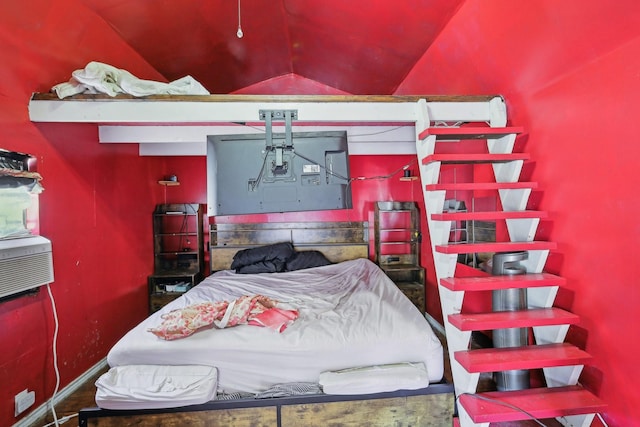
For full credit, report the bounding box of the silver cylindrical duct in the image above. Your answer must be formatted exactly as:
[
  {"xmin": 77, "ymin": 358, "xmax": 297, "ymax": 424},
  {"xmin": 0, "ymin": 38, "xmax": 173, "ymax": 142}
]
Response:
[{"xmin": 492, "ymin": 251, "xmax": 530, "ymax": 391}]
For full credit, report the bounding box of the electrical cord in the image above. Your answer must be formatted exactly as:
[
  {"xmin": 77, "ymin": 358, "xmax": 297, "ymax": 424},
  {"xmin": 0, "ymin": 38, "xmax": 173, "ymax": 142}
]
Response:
[
  {"xmin": 41, "ymin": 413, "xmax": 77, "ymax": 427},
  {"xmin": 240, "ymin": 124, "xmax": 407, "ymax": 139},
  {"xmin": 292, "ymin": 150, "xmax": 349, "ymax": 181},
  {"xmin": 46, "ymin": 283, "xmax": 60, "ymax": 426},
  {"xmin": 351, "ymin": 158, "xmax": 417, "ymax": 182},
  {"xmin": 456, "ymin": 392, "xmax": 549, "ymax": 427}
]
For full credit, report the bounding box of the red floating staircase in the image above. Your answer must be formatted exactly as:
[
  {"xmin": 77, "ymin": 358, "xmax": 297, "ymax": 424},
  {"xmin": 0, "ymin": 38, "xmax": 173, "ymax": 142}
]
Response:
[{"xmin": 414, "ymin": 117, "xmax": 606, "ymax": 426}]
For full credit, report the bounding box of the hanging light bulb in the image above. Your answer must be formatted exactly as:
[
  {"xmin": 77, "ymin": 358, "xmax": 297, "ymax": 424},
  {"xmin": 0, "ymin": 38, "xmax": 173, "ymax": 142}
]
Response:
[{"xmin": 236, "ymin": 0, "xmax": 243, "ymax": 38}]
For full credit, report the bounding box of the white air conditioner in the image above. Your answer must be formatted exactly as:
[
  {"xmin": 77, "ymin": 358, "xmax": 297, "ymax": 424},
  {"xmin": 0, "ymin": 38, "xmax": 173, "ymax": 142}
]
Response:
[{"xmin": 0, "ymin": 235, "xmax": 53, "ymax": 299}]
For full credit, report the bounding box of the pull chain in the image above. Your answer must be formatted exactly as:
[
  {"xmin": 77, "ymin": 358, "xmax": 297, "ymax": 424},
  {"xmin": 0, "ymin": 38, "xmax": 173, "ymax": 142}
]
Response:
[{"xmin": 236, "ymin": 0, "xmax": 243, "ymax": 38}]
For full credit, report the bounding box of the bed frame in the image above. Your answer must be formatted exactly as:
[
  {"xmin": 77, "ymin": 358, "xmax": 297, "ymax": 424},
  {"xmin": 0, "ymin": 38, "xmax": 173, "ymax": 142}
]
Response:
[
  {"xmin": 209, "ymin": 221, "xmax": 371, "ymax": 271},
  {"xmin": 79, "ymin": 386, "xmax": 454, "ymax": 426},
  {"xmin": 79, "ymin": 221, "xmax": 455, "ymax": 426}
]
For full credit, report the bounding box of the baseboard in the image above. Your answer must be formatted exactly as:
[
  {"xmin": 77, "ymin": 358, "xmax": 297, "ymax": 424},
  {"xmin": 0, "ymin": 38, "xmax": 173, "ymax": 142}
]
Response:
[
  {"xmin": 13, "ymin": 358, "xmax": 107, "ymax": 427},
  {"xmin": 425, "ymin": 312, "xmax": 446, "ymax": 336}
]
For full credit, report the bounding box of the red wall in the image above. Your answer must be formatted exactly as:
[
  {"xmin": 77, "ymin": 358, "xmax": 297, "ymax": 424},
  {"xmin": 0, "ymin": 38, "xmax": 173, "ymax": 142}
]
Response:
[
  {"xmin": 396, "ymin": 1, "xmax": 640, "ymax": 425},
  {"xmin": 0, "ymin": 4, "xmax": 173, "ymax": 425},
  {"xmin": 0, "ymin": 16, "xmax": 416, "ymax": 424},
  {"xmin": 2, "ymin": 1, "xmax": 637, "ymax": 426}
]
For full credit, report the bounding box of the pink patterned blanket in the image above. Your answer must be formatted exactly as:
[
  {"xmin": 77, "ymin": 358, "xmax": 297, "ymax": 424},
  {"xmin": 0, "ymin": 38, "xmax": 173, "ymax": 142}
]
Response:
[{"xmin": 148, "ymin": 295, "xmax": 298, "ymax": 341}]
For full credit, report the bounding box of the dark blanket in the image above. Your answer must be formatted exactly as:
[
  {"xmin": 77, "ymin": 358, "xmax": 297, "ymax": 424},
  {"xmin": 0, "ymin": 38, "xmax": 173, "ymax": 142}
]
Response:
[{"xmin": 230, "ymin": 242, "xmax": 332, "ymax": 274}]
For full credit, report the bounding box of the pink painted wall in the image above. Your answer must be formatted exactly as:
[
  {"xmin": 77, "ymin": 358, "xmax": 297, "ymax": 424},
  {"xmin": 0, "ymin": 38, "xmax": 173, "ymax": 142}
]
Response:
[{"xmin": 396, "ymin": 1, "xmax": 640, "ymax": 425}]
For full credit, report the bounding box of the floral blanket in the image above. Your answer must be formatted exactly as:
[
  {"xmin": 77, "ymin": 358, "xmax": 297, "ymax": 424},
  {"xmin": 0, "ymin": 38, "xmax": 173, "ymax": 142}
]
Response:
[{"xmin": 148, "ymin": 295, "xmax": 298, "ymax": 341}]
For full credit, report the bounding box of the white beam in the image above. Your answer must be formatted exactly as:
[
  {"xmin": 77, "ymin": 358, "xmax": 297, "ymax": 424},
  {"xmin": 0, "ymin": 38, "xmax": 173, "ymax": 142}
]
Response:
[
  {"xmin": 105, "ymin": 125, "xmax": 418, "ymax": 156},
  {"xmin": 29, "ymin": 96, "xmax": 506, "ymax": 156},
  {"xmin": 30, "ymin": 98, "xmax": 504, "ymax": 124}
]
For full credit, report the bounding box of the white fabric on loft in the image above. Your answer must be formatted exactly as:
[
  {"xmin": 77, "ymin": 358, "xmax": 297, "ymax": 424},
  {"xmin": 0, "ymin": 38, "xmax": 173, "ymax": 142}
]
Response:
[{"xmin": 51, "ymin": 61, "xmax": 210, "ymax": 99}]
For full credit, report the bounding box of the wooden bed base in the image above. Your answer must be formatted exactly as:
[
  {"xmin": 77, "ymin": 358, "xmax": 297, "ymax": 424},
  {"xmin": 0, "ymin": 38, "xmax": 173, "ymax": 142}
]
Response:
[
  {"xmin": 79, "ymin": 384, "xmax": 455, "ymax": 426},
  {"xmin": 80, "ymin": 221, "xmax": 455, "ymax": 426}
]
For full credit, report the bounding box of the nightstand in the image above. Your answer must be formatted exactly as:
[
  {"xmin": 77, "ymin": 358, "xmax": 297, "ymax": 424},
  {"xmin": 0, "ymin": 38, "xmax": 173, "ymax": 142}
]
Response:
[{"xmin": 374, "ymin": 201, "xmax": 425, "ymax": 313}]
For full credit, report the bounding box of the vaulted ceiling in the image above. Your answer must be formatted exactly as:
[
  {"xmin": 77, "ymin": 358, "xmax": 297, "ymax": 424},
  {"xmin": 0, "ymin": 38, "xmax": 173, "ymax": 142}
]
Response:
[{"xmin": 79, "ymin": 0, "xmax": 464, "ymax": 95}]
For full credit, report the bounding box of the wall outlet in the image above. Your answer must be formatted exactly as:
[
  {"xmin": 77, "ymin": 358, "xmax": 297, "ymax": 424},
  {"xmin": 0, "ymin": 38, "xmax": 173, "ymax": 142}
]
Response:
[{"xmin": 15, "ymin": 389, "xmax": 35, "ymax": 416}]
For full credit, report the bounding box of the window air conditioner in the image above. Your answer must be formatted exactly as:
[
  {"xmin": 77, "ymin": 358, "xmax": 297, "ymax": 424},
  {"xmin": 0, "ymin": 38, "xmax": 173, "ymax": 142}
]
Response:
[{"xmin": 0, "ymin": 236, "xmax": 53, "ymax": 299}]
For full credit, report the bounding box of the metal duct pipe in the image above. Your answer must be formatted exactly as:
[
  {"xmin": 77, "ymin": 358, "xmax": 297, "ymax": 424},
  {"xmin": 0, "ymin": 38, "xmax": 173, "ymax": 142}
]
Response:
[{"xmin": 492, "ymin": 251, "xmax": 530, "ymax": 391}]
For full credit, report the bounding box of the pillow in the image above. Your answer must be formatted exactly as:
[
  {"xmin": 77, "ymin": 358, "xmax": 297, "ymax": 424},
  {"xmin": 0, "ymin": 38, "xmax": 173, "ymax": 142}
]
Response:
[
  {"xmin": 236, "ymin": 260, "xmax": 284, "ymax": 274},
  {"xmin": 285, "ymin": 250, "xmax": 332, "ymax": 271},
  {"xmin": 230, "ymin": 242, "xmax": 295, "ymax": 271}
]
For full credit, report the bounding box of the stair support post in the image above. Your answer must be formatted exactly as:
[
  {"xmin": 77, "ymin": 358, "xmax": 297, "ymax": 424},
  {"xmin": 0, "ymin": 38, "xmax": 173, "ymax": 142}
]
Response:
[
  {"xmin": 544, "ymin": 365, "xmax": 584, "ymax": 388},
  {"xmin": 533, "ymin": 324, "xmax": 570, "ymax": 346},
  {"xmin": 519, "ymin": 250, "xmax": 550, "ymax": 274},
  {"xmin": 498, "ymin": 188, "xmax": 532, "ymax": 211},
  {"xmin": 557, "ymin": 413, "xmax": 596, "ymax": 427},
  {"xmin": 505, "ymin": 218, "xmax": 540, "ymax": 242},
  {"xmin": 493, "ymin": 159, "xmax": 524, "ymax": 184},
  {"xmin": 457, "ymin": 398, "xmax": 490, "ymax": 427}
]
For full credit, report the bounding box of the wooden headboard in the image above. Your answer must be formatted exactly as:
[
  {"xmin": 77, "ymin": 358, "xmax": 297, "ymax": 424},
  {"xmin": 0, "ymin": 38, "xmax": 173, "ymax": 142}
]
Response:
[{"xmin": 209, "ymin": 221, "xmax": 369, "ymax": 272}]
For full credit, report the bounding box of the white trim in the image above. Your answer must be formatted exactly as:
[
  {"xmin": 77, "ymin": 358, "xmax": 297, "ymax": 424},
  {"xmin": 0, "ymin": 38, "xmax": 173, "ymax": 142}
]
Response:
[{"xmin": 12, "ymin": 358, "xmax": 108, "ymax": 427}]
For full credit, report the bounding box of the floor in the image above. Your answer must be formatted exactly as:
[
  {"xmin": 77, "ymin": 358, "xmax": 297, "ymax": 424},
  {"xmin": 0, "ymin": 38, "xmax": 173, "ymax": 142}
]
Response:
[{"xmin": 30, "ymin": 331, "xmax": 563, "ymax": 427}]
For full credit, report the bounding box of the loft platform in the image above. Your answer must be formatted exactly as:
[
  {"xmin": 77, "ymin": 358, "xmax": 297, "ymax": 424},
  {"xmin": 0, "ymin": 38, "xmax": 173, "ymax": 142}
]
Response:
[{"xmin": 28, "ymin": 93, "xmax": 507, "ymax": 156}]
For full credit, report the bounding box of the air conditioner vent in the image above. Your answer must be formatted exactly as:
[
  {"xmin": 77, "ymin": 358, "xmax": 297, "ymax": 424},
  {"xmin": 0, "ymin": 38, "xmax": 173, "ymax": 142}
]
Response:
[{"xmin": 0, "ymin": 236, "xmax": 53, "ymax": 299}]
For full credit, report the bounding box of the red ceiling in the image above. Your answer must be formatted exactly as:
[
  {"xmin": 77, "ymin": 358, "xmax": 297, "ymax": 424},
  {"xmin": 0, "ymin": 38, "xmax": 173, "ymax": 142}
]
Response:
[{"xmin": 78, "ymin": 0, "xmax": 464, "ymax": 94}]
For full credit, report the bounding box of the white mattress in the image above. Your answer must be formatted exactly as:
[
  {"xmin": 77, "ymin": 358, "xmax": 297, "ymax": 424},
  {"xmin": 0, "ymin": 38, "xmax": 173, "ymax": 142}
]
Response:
[{"xmin": 107, "ymin": 258, "xmax": 444, "ymax": 394}]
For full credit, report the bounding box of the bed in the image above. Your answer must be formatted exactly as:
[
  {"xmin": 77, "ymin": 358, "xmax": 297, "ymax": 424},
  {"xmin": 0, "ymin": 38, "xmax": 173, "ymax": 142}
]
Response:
[{"xmin": 79, "ymin": 221, "xmax": 454, "ymax": 426}]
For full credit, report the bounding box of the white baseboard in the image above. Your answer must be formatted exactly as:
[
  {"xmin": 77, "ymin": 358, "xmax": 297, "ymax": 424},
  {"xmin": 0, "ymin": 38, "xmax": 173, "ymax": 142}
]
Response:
[{"xmin": 13, "ymin": 358, "xmax": 107, "ymax": 427}]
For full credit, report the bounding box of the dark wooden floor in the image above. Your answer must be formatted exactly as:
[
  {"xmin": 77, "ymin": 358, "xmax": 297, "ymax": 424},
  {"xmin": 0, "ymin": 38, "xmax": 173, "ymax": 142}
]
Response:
[{"xmin": 31, "ymin": 330, "xmax": 562, "ymax": 427}]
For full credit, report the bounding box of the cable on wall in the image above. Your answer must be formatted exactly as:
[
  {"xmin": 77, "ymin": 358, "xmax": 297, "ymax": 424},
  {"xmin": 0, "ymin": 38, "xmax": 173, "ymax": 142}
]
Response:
[{"xmin": 46, "ymin": 283, "xmax": 61, "ymax": 426}]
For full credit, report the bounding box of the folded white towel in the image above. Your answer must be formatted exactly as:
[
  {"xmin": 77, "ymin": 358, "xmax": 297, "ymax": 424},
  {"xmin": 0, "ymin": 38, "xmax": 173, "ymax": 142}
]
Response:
[
  {"xmin": 95, "ymin": 364, "xmax": 218, "ymax": 410},
  {"xmin": 52, "ymin": 61, "xmax": 210, "ymax": 99}
]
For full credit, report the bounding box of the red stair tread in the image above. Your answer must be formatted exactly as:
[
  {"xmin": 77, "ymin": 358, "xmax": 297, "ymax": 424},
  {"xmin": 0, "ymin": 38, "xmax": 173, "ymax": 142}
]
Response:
[
  {"xmin": 458, "ymin": 385, "xmax": 606, "ymax": 423},
  {"xmin": 448, "ymin": 307, "xmax": 579, "ymax": 331},
  {"xmin": 422, "ymin": 153, "xmax": 530, "ymax": 165},
  {"xmin": 435, "ymin": 240, "xmax": 556, "ymax": 255},
  {"xmin": 418, "ymin": 126, "xmax": 524, "ymax": 141},
  {"xmin": 426, "ymin": 181, "xmax": 538, "ymax": 191},
  {"xmin": 441, "ymin": 273, "xmax": 566, "ymax": 291},
  {"xmin": 454, "ymin": 343, "xmax": 592, "ymax": 373},
  {"xmin": 432, "ymin": 210, "xmax": 547, "ymax": 221}
]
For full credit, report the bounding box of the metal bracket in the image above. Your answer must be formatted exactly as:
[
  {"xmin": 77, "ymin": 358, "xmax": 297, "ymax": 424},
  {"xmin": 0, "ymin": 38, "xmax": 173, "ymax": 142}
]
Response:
[
  {"xmin": 259, "ymin": 109, "xmax": 298, "ymax": 170},
  {"xmin": 259, "ymin": 109, "xmax": 298, "ymax": 149}
]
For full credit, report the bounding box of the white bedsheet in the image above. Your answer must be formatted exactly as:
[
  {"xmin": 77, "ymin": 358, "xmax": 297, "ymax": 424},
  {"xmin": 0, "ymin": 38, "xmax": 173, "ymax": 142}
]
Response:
[{"xmin": 107, "ymin": 258, "xmax": 444, "ymax": 394}]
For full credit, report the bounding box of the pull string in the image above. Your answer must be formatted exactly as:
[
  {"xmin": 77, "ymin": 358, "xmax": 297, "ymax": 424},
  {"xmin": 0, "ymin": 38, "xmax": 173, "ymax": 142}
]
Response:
[{"xmin": 236, "ymin": 0, "xmax": 243, "ymax": 38}]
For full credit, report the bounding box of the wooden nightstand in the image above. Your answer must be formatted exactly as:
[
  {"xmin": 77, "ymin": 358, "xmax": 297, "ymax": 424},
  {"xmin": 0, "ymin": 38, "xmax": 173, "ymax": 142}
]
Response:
[
  {"xmin": 148, "ymin": 272, "xmax": 202, "ymax": 313},
  {"xmin": 374, "ymin": 201, "xmax": 425, "ymax": 313},
  {"xmin": 148, "ymin": 203, "xmax": 205, "ymax": 313}
]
